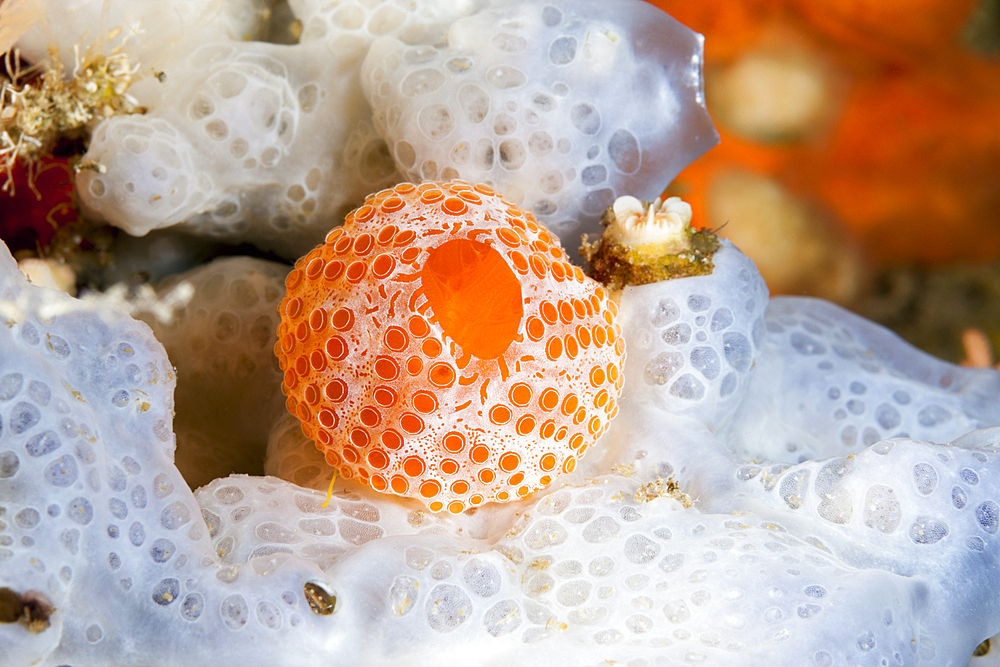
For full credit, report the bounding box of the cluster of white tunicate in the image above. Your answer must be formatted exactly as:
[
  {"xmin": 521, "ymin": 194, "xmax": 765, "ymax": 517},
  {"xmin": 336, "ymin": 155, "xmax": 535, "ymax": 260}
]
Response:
[
  {"xmin": 4, "ymin": 234, "xmax": 1000, "ymax": 665},
  {"xmin": 17, "ymin": 0, "xmax": 717, "ymax": 259},
  {"xmin": 77, "ymin": 39, "xmax": 400, "ymax": 257},
  {"xmin": 361, "ymin": 0, "xmax": 717, "ymax": 249},
  {"xmin": 85, "ymin": 256, "xmax": 290, "ymax": 489}
]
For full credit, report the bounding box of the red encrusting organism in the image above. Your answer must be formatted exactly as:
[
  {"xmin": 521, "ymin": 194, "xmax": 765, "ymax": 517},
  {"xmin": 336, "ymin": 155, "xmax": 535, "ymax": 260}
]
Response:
[{"xmin": 277, "ymin": 181, "xmax": 626, "ymax": 512}]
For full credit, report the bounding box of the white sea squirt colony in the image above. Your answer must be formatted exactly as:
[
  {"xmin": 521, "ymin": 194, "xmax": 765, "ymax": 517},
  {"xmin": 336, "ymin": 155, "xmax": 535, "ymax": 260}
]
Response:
[{"xmin": 2, "ymin": 1, "xmax": 1000, "ymax": 666}]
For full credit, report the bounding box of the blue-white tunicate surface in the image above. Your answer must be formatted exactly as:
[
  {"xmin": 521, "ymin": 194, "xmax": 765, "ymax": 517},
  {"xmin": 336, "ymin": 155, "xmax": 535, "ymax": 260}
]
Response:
[
  {"xmin": 361, "ymin": 0, "xmax": 718, "ymax": 253},
  {"xmin": 4, "ymin": 231, "xmax": 997, "ymax": 665},
  {"xmin": 64, "ymin": 0, "xmax": 716, "ymax": 259}
]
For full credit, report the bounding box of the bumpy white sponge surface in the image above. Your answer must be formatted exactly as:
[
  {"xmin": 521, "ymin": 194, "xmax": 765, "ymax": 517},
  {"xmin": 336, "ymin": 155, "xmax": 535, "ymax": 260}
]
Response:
[
  {"xmin": 77, "ymin": 40, "xmax": 400, "ymax": 257},
  {"xmin": 5, "ymin": 233, "xmax": 1000, "ymax": 666},
  {"xmin": 361, "ymin": 0, "xmax": 718, "ymax": 250}
]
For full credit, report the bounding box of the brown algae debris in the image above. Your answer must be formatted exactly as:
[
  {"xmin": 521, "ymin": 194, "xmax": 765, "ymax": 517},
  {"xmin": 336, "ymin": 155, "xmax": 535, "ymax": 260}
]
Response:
[{"xmin": 582, "ymin": 195, "xmax": 720, "ymax": 290}]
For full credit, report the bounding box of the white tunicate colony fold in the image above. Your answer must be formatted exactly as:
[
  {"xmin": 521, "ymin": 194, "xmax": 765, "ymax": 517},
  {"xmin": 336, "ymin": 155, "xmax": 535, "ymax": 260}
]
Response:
[
  {"xmin": 0, "ymin": 243, "xmax": 346, "ymax": 667},
  {"xmin": 97, "ymin": 257, "xmax": 289, "ymax": 489},
  {"xmin": 360, "ymin": 0, "xmax": 718, "ymax": 255},
  {"xmin": 76, "ymin": 40, "xmax": 399, "ymax": 257},
  {"xmin": 5, "ymin": 229, "xmax": 1000, "ymax": 665},
  {"xmin": 65, "ymin": 0, "xmax": 488, "ymax": 258}
]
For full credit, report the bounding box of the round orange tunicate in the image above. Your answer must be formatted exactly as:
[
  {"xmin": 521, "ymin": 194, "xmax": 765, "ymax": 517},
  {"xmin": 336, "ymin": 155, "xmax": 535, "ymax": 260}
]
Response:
[{"xmin": 277, "ymin": 180, "xmax": 625, "ymax": 509}]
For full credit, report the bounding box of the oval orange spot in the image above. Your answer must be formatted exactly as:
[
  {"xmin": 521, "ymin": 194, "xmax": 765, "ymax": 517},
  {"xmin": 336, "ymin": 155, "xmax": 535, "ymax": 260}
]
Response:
[
  {"xmin": 569, "ymin": 433, "xmax": 584, "ymax": 450},
  {"xmin": 323, "ymin": 260, "xmax": 344, "ymax": 281},
  {"xmin": 540, "ymin": 301, "xmax": 558, "ymax": 324},
  {"xmin": 331, "ymin": 308, "xmax": 354, "ymax": 331},
  {"xmin": 354, "ymin": 204, "xmax": 375, "ymax": 222},
  {"xmin": 573, "ymin": 299, "xmax": 587, "ymax": 319},
  {"xmin": 497, "ymin": 227, "xmax": 521, "ymax": 248},
  {"xmin": 538, "ymin": 388, "xmax": 559, "ymax": 411},
  {"xmin": 588, "ymin": 416, "xmax": 602, "ymax": 435},
  {"xmin": 407, "ymin": 316, "xmax": 430, "ymax": 338},
  {"xmin": 478, "ymin": 468, "xmax": 495, "ymax": 484},
  {"xmin": 594, "ymin": 389, "xmax": 609, "ymax": 409},
  {"xmin": 390, "ymin": 476, "xmax": 409, "ymax": 494},
  {"xmin": 615, "ymin": 338, "xmax": 626, "ymax": 356},
  {"xmin": 325, "ymin": 336, "xmax": 348, "ymax": 361},
  {"xmin": 497, "ymin": 491, "xmax": 509, "ymax": 501},
  {"xmin": 403, "ymin": 456, "xmax": 426, "ymax": 477},
  {"xmin": 308, "ymin": 308, "xmax": 327, "ymax": 332},
  {"xmin": 429, "ymin": 362, "xmax": 456, "ymax": 388},
  {"xmin": 577, "ymin": 326, "xmax": 592, "ymax": 348},
  {"xmin": 294, "ymin": 355, "xmax": 309, "ymax": 376},
  {"xmin": 306, "ymin": 257, "xmax": 324, "ymax": 279},
  {"xmin": 317, "ymin": 409, "xmax": 337, "ymax": 429},
  {"xmin": 334, "ymin": 235, "xmax": 353, "ymax": 254},
  {"xmin": 525, "ymin": 316, "xmax": 545, "ymax": 341},
  {"xmin": 499, "ymin": 452, "xmax": 520, "ymax": 472},
  {"xmin": 590, "ymin": 366, "xmax": 606, "ymax": 387},
  {"xmin": 285, "ymin": 269, "xmax": 303, "ymax": 289},
  {"xmin": 324, "ymin": 378, "xmax": 348, "ymax": 402},
  {"xmin": 370, "ymin": 474, "xmax": 388, "ymax": 491},
  {"xmin": 419, "ymin": 480, "xmax": 441, "ymax": 499},
  {"xmin": 529, "ymin": 254, "xmax": 548, "ymax": 279},
  {"xmin": 545, "ymin": 337, "xmax": 563, "ymax": 361},
  {"xmin": 367, "ymin": 450, "xmax": 388, "ymax": 470},
  {"xmin": 285, "ymin": 297, "xmax": 303, "ymax": 319},
  {"xmin": 324, "ymin": 450, "xmax": 340, "ymax": 467},
  {"xmin": 421, "ymin": 338, "xmax": 442, "ymax": 358},
  {"xmin": 383, "ymin": 326, "xmax": 408, "ymax": 352},
  {"xmin": 359, "ymin": 407, "xmax": 382, "ymax": 427},
  {"xmin": 448, "ymin": 501, "xmax": 465, "ymax": 514},
  {"xmin": 381, "ymin": 196, "xmax": 404, "ymax": 213},
  {"xmin": 373, "ymin": 386, "xmax": 398, "ymax": 407},
  {"xmin": 474, "ymin": 183, "xmax": 495, "ymax": 195},
  {"xmin": 303, "ymin": 383, "xmax": 319, "ymax": 405},
  {"xmin": 440, "ymin": 459, "xmax": 459, "ymax": 475},
  {"xmin": 559, "ymin": 300, "xmax": 574, "ymax": 324},
  {"xmin": 507, "ymin": 472, "xmax": 524, "ymax": 486},
  {"xmin": 458, "ymin": 190, "xmax": 481, "ymax": 204},
  {"xmin": 394, "ymin": 183, "xmax": 416, "ymax": 194},
  {"xmin": 412, "ymin": 391, "xmax": 438, "ymax": 414},
  {"xmin": 295, "ymin": 321, "xmax": 309, "ymax": 343},
  {"xmin": 394, "ymin": 229, "xmax": 417, "ymax": 247},
  {"xmin": 401, "ymin": 247, "xmax": 421, "ymax": 263},
  {"xmin": 420, "ymin": 189, "xmax": 444, "ymax": 204},
  {"xmin": 516, "ymin": 414, "xmax": 536, "ymax": 436},
  {"xmin": 508, "ymin": 383, "xmax": 532, "ymax": 407},
  {"xmin": 555, "ymin": 426, "xmax": 569, "ymax": 441},
  {"xmin": 539, "ymin": 453, "xmax": 556, "ymax": 471},
  {"xmin": 443, "ymin": 431, "xmax": 466, "ymax": 453},
  {"xmin": 508, "ymin": 250, "xmax": 529, "ymax": 274},
  {"xmin": 372, "ymin": 254, "xmax": 396, "ymax": 278},
  {"xmin": 377, "ymin": 225, "xmax": 398, "ymax": 245},
  {"xmin": 374, "ymin": 356, "xmax": 400, "ymax": 381},
  {"xmin": 561, "ymin": 394, "xmax": 579, "ymax": 416},
  {"xmin": 550, "ymin": 262, "xmax": 566, "ymax": 282},
  {"xmin": 564, "ymin": 334, "xmax": 579, "ymax": 359},
  {"xmin": 593, "ymin": 325, "xmax": 607, "ymax": 347},
  {"xmin": 419, "ymin": 238, "xmax": 523, "ymax": 360},
  {"xmin": 540, "ymin": 420, "xmax": 556, "ymax": 439},
  {"xmin": 442, "ymin": 197, "xmax": 468, "ymax": 215},
  {"xmin": 353, "ymin": 233, "xmax": 375, "ymax": 255},
  {"xmin": 451, "ymin": 480, "xmax": 470, "ymax": 496},
  {"xmin": 345, "ymin": 261, "xmax": 367, "ymax": 283},
  {"xmin": 381, "ymin": 429, "xmax": 403, "ymax": 450},
  {"xmin": 489, "ymin": 405, "xmax": 512, "ymax": 425},
  {"xmin": 563, "ymin": 457, "xmax": 576, "ymax": 473},
  {"xmin": 400, "ymin": 413, "xmax": 424, "ymax": 434},
  {"xmin": 470, "ymin": 445, "xmax": 490, "ymax": 464},
  {"xmin": 406, "ymin": 356, "xmax": 423, "ymax": 376},
  {"xmin": 342, "ymin": 445, "xmax": 359, "ymax": 463},
  {"xmin": 351, "ymin": 428, "xmax": 370, "ymax": 448}
]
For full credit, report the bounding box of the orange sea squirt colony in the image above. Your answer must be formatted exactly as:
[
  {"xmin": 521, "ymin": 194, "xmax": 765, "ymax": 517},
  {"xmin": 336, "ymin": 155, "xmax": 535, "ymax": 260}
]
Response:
[{"xmin": 276, "ymin": 180, "xmax": 626, "ymax": 512}]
